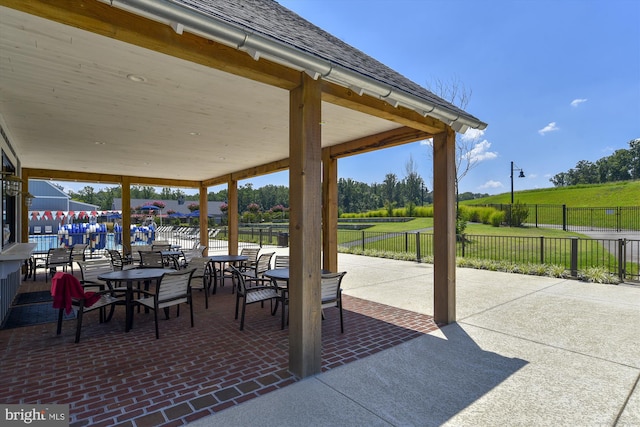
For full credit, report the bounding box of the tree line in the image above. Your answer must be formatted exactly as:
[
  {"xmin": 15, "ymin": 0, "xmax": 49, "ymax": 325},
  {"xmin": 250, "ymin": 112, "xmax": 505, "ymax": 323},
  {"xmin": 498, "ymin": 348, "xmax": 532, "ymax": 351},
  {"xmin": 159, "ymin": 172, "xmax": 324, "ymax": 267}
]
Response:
[
  {"xmin": 65, "ymin": 167, "xmax": 487, "ymax": 215},
  {"xmin": 550, "ymin": 138, "xmax": 640, "ymax": 186}
]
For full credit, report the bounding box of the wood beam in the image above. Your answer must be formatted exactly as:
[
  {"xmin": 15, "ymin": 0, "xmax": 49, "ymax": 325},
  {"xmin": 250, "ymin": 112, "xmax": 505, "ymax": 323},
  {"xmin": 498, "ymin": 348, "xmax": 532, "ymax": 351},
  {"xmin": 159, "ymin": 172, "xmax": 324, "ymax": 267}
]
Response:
[
  {"xmin": 1, "ymin": 0, "xmax": 301, "ymax": 90},
  {"xmin": 432, "ymin": 127, "xmax": 456, "ymax": 324},
  {"xmin": 288, "ymin": 73, "xmax": 322, "ymax": 378},
  {"xmin": 321, "ymin": 81, "xmax": 447, "ymax": 134},
  {"xmin": 204, "ymin": 127, "xmax": 429, "ymax": 186},
  {"xmin": 327, "ymin": 126, "xmax": 433, "ymax": 159},
  {"xmin": 322, "ymin": 152, "xmax": 338, "ymax": 273},
  {"xmin": 230, "ymin": 159, "xmax": 290, "ymax": 182},
  {"xmin": 23, "ymin": 168, "xmax": 199, "ymax": 189}
]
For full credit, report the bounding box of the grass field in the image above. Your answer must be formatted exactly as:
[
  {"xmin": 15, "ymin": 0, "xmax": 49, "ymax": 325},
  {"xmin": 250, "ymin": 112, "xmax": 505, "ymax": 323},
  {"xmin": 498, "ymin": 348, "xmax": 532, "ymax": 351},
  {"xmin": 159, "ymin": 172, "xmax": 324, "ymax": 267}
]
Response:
[{"xmin": 464, "ymin": 180, "xmax": 640, "ymax": 207}]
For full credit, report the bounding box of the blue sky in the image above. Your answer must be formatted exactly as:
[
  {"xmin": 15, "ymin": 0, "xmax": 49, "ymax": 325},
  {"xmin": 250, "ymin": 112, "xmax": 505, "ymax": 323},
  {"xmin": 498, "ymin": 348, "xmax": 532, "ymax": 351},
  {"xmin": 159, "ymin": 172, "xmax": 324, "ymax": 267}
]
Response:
[{"xmin": 59, "ymin": 0, "xmax": 639, "ymax": 197}]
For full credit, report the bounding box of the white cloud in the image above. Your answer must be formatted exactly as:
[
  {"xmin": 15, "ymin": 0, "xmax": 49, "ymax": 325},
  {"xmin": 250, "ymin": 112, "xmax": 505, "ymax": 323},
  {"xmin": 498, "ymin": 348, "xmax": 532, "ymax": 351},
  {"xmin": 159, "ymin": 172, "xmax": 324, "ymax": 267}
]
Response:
[
  {"xmin": 538, "ymin": 122, "xmax": 559, "ymax": 135},
  {"xmin": 420, "ymin": 138, "xmax": 433, "ymax": 146},
  {"xmin": 570, "ymin": 98, "xmax": 587, "ymax": 107},
  {"xmin": 462, "ymin": 140, "xmax": 498, "ymax": 163},
  {"xmin": 460, "ymin": 128, "xmax": 485, "ymax": 142},
  {"xmin": 479, "ymin": 180, "xmax": 503, "ymax": 189}
]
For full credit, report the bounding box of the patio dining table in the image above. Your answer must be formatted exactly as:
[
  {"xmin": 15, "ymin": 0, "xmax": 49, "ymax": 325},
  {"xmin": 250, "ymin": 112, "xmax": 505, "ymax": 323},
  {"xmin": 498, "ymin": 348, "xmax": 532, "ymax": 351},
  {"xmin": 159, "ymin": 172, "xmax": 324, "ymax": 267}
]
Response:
[
  {"xmin": 98, "ymin": 268, "xmax": 171, "ymax": 332},
  {"xmin": 263, "ymin": 268, "xmax": 331, "ymax": 329},
  {"xmin": 207, "ymin": 255, "xmax": 248, "ymax": 294},
  {"xmin": 160, "ymin": 250, "xmax": 183, "ymax": 269}
]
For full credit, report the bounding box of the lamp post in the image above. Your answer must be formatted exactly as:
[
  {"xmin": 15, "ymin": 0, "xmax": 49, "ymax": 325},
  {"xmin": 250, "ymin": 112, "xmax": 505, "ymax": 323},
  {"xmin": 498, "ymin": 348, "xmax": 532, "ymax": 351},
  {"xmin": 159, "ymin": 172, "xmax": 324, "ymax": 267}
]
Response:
[{"xmin": 510, "ymin": 161, "xmax": 525, "ymax": 204}]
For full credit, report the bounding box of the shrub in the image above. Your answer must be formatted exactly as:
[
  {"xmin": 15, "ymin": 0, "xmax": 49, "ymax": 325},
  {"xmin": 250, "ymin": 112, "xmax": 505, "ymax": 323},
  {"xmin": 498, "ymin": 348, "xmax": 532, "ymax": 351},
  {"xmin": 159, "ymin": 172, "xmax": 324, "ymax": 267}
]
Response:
[
  {"xmin": 414, "ymin": 206, "xmax": 433, "ymax": 218},
  {"xmin": 578, "ymin": 267, "xmax": 619, "ymax": 284},
  {"xmin": 489, "ymin": 211, "xmax": 505, "ymax": 227},
  {"xmin": 506, "ymin": 201, "xmax": 530, "ymax": 226}
]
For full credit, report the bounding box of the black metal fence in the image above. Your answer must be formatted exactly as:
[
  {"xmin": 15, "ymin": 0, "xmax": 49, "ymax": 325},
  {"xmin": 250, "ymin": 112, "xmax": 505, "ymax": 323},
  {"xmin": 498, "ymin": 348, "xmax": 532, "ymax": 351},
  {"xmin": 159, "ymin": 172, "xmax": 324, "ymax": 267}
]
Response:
[
  {"xmin": 472, "ymin": 204, "xmax": 640, "ymax": 232},
  {"xmin": 28, "ymin": 224, "xmax": 640, "ymax": 283},
  {"xmin": 337, "ymin": 229, "xmax": 640, "ymax": 283}
]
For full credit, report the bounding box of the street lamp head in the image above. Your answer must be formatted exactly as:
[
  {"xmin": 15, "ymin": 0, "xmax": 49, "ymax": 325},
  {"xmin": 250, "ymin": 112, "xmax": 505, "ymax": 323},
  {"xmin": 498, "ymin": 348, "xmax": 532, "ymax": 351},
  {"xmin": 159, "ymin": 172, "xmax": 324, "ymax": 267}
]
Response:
[{"xmin": 518, "ymin": 170, "xmax": 525, "ymax": 178}]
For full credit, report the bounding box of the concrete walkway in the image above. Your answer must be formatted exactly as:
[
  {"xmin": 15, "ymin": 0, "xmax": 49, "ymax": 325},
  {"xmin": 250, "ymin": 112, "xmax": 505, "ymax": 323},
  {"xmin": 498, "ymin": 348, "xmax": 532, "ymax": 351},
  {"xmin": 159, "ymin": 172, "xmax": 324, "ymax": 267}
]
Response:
[{"xmin": 191, "ymin": 253, "xmax": 640, "ymax": 426}]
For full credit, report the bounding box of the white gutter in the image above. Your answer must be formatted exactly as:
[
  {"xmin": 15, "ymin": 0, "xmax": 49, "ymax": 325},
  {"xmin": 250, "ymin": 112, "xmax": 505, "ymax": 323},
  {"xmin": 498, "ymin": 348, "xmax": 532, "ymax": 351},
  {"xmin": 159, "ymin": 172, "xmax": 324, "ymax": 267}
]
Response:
[{"xmin": 100, "ymin": 0, "xmax": 487, "ymax": 133}]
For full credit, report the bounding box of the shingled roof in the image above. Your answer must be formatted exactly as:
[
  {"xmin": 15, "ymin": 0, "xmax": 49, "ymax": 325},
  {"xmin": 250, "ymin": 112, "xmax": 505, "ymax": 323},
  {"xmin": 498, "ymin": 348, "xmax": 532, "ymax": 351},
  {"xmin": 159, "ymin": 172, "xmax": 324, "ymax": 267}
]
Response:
[{"xmin": 124, "ymin": 0, "xmax": 486, "ymax": 133}]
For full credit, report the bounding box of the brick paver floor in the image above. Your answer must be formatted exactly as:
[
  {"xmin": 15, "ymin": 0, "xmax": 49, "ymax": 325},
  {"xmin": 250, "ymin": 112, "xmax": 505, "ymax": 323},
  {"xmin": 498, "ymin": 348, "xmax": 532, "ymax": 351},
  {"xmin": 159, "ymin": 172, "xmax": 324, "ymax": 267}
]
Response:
[{"xmin": 0, "ymin": 270, "xmax": 439, "ymax": 426}]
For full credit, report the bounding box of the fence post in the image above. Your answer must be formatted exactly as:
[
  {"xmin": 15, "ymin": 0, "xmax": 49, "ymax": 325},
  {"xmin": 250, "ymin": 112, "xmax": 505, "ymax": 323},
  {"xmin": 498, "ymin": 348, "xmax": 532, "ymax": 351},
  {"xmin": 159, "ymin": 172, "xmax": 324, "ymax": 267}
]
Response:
[
  {"xmin": 461, "ymin": 234, "xmax": 466, "ymax": 257},
  {"xmin": 259, "ymin": 228, "xmax": 263, "ymax": 247},
  {"xmin": 416, "ymin": 232, "xmax": 421, "ymax": 262},
  {"xmin": 563, "ymin": 204, "xmax": 567, "ymax": 231},
  {"xmin": 405, "ymin": 232, "xmax": 409, "ymax": 252},
  {"xmin": 618, "ymin": 238, "xmax": 625, "ymax": 282},
  {"xmin": 570, "ymin": 237, "xmax": 578, "ymax": 277},
  {"xmin": 617, "ymin": 207, "xmax": 621, "ymax": 232},
  {"xmin": 540, "ymin": 236, "xmax": 544, "ymax": 264},
  {"xmin": 362, "ymin": 231, "xmax": 365, "ymax": 252},
  {"xmin": 535, "ymin": 204, "xmax": 539, "ymax": 228}
]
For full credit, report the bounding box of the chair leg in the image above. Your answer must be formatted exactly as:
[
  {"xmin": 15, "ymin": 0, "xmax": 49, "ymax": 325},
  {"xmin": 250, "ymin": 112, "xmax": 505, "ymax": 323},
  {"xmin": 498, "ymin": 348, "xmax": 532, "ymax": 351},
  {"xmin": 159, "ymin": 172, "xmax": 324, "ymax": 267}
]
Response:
[
  {"xmin": 189, "ymin": 296, "xmax": 194, "ymax": 327},
  {"xmin": 203, "ymin": 282, "xmax": 209, "ymax": 309},
  {"xmin": 75, "ymin": 306, "xmax": 84, "ymax": 343},
  {"xmin": 240, "ymin": 300, "xmax": 246, "ymax": 330},
  {"xmin": 154, "ymin": 306, "xmax": 160, "ymax": 339},
  {"xmin": 235, "ymin": 293, "xmax": 240, "ymax": 319},
  {"xmin": 56, "ymin": 308, "xmax": 64, "ymax": 335},
  {"xmin": 104, "ymin": 304, "xmax": 116, "ymax": 322}
]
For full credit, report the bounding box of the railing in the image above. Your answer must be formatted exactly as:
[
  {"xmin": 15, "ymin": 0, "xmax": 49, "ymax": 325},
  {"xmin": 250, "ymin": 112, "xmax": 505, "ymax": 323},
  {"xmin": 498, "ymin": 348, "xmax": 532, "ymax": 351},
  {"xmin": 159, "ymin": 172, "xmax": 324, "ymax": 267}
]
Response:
[
  {"xmin": 337, "ymin": 229, "xmax": 640, "ymax": 283},
  {"xmin": 28, "ymin": 226, "xmax": 232, "ymax": 256},
  {"xmin": 472, "ymin": 204, "xmax": 640, "ymax": 232},
  {"xmin": 29, "ymin": 226, "xmax": 640, "ymax": 282}
]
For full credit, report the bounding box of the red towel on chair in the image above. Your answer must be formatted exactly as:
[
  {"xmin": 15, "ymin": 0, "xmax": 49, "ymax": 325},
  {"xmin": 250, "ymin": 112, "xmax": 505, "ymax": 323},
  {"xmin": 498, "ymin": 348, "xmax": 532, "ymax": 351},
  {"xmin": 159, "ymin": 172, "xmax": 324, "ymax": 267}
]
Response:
[{"xmin": 51, "ymin": 272, "xmax": 101, "ymax": 315}]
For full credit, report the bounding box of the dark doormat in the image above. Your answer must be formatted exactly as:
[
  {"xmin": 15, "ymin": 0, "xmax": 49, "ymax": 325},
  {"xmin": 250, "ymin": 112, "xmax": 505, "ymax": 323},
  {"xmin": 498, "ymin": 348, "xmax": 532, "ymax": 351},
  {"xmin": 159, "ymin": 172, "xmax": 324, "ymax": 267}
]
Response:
[
  {"xmin": 2, "ymin": 303, "xmax": 75, "ymax": 329},
  {"xmin": 13, "ymin": 291, "xmax": 53, "ymax": 305}
]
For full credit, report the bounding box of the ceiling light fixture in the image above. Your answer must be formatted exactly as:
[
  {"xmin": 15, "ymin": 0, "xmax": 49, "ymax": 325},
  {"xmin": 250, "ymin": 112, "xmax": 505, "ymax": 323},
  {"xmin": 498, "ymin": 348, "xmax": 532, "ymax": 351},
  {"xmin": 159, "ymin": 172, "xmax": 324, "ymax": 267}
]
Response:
[{"xmin": 126, "ymin": 74, "xmax": 147, "ymax": 83}]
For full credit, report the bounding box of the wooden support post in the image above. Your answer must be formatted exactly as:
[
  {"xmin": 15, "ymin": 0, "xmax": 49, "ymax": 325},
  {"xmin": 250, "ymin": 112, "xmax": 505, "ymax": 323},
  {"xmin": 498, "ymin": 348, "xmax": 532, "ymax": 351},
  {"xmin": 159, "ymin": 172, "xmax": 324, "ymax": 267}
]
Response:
[
  {"xmin": 199, "ymin": 186, "xmax": 208, "ymax": 252},
  {"xmin": 432, "ymin": 127, "xmax": 456, "ymax": 324},
  {"xmin": 289, "ymin": 73, "xmax": 322, "ymax": 378},
  {"xmin": 227, "ymin": 178, "xmax": 238, "ymax": 255},
  {"xmin": 122, "ymin": 178, "xmax": 131, "ymax": 257},
  {"xmin": 322, "ymin": 152, "xmax": 338, "ymax": 273}
]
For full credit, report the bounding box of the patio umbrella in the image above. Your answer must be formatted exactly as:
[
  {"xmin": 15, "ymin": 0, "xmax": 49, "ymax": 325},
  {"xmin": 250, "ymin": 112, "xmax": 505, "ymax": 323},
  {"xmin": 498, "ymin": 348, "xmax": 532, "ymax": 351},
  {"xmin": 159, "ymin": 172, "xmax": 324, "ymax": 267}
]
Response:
[
  {"xmin": 140, "ymin": 205, "xmax": 160, "ymax": 211},
  {"xmin": 168, "ymin": 212, "xmax": 186, "ymax": 218},
  {"xmin": 186, "ymin": 210, "xmax": 213, "ymax": 218}
]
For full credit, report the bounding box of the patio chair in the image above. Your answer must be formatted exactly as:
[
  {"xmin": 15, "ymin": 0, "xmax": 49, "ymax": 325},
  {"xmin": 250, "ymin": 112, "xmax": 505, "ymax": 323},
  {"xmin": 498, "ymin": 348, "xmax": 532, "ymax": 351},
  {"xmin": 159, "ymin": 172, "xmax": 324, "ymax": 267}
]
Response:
[
  {"xmin": 321, "ymin": 271, "xmax": 348, "ymax": 333},
  {"xmin": 52, "ymin": 272, "xmax": 121, "ymax": 343},
  {"xmin": 151, "ymin": 242, "xmax": 171, "ymax": 251},
  {"xmin": 130, "ymin": 244, "xmax": 151, "ymax": 264},
  {"xmin": 70, "ymin": 243, "xmax": 88, "ymax": 275},
  {"xmin": 274, "ymin": 255, "xmax": 289, "ymax": 269},
  {"xmin": 133, "ymin": 268, "xmax": 196, "ymax": 339},
  {"xmin": 107, "ymin": 249, "xmax": 134, "ymax": 270},
  {"xmin": 78, "ymin": 258, "xmax": 115, "ymax": 289},
  {"xmin": 228, "ymin": 265, "xmax": 280, "ymax": 331},
  {"xmin": 188, "ymin": 257, "xmax": 214, "ymax": 308},
  {"xmin": 139, "ymin": 250, "xmax": 165, "ymax": 269},
  {"xmin": 272, "ymin": 255, "xmax": 290, "ymax": 300},
  {"xmin": 241, "ymin": 252, "xmax": 274, "ymax": 279},
  {"xmin": 34, "ymin": 247, "xmax": 72, "ymax": 282},
  {"xmin": 180, "ymin": 245, "xmax": 207, "ymax": 268},
  {"xmin": 238, "ymin": 247, "xmax": 260, "ymax": 271}
]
